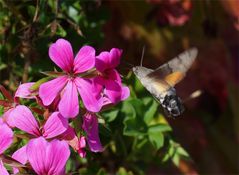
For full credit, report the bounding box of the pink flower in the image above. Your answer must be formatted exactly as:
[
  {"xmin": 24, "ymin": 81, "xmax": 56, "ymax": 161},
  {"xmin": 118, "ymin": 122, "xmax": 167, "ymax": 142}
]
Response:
[
  {"xmin": 39, "ymin": 39, "xmax": 103, "ymax": 118},
  {"xmin": 7, "ymin": 105, "xmax": 68, "ymax": 139},
  {"xmin": 26, "ymin": 137, "xmax": 70, "ymax": 175},
  {"xmin": 82, "ymin": 112, "xmax": 103, "ymax": 152},
  {"xmin": 9, "ymin": 105, "xmax": 68, "ymax": 174},
  {"xmin": 0, "ymin": 118, "xmax": 13, "ymax": 175},
  {"xmin": 95, "ymin": 48, "xmax": 130, "ymax": 104}
]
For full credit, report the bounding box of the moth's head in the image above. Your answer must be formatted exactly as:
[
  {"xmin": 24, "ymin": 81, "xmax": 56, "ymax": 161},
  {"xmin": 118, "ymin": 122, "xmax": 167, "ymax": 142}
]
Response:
[
  {"xmin": 132, "ymin": 66, "xmax": 152, "ymax": 79},
  {"xmin": 132, "ymin": 66, "xmax": 140, "ymax": 75},
  {"xmin": 162, "ymin": 91, "xmax": 184, "ymax": 117}
]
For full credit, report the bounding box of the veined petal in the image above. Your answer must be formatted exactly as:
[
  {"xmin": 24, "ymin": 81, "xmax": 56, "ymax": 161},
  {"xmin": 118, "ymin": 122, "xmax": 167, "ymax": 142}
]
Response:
[
  {"xmin": 43, "ymin": 112, "xmax": 68, "ymax": 139},
  {"xmin": 14, "ymin": 82, "xmax": 35, "ymax": 100},
  {"xmin": 26, "ymin": 137, "xmax": 70, "ymax": 175},
  {"xmin": 12, "ymin": 145, "xmax": 28, "ymax": 174},
  {"xmin": 96, "ymin": 48, "xmax": 122, "ymax": 72},
  {"xmin": 73, "ymin": 46, "xmax": 95, "ymax": 74},
  {"xmin": 8, "ymin": 105, "xmax": 40, "ymax": 137},
  {"xmin": 82, "ymin": 113, "xmax": 103, "ymax": 152},
  {"xmin": 0, "ymin": 160, "xmax": 9, "ymax": 175},
  {"xmin": 75, "ymin": 78, "xmax": 103, "ymax": 113},
  {"xmin": 59, "ymin": 80, "xmax": 79, "ymax": 118},
  {"xmin": 39, "ymin": 76, "xmax": 68, "ymax": 106},
  {"xmin": 47, "ymin": 139, "xmax": 70, "ymax": 174},
  {"xmin": 26, "ymin": 137, "xmax": 48, "ymax": 175},
  {"xmin": 0, "ymin": 119, "xmax": 13, "ymax": 154},
  {"xmin": 49, "ymin": 39, "xmax": 74, "ymax": 72}
]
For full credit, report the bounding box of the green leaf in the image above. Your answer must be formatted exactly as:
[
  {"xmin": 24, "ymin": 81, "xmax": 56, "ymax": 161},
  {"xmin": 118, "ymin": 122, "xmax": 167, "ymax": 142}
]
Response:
[
  {"xmin": 143, "ymin": 98, "xmax": 158, "ymax": 124},
  {"xmin": 124, "ymin": 117, "xmax": 148, "ymax": 136},
  {"xmin": 147, "ymin": 124, "xmax": 171, "ymax": 149},
  {"xmin": 116, "ymin": 167, "xmax": 134, "ymax": 175},
  {"xmin": 172, "ymin": 153, "xmax": 180, "ymax": 166},
  {"xmin": 0, "ymin": 63, "xmax": 7, "ymax": 70},
  {"xmin": 148, "ymin": 124, "xmax": 172, "ymax": 133},
  {"xmin": 56, "ymin": 24, "xmax": 67, "ymax": 37},
  {"xmin": 97, "ymin": 168, "xmax": 107, "ymax": 175},
  {"xmin": 148, "ymin": 132, "xmax": 164, "ymax": 149},
  {"xmin": 123, "ymin": 101, "xmax": 147, "ymax": 136},
  {"xmin": 30, "ymin": 77, "xmax": 52, "ymax": 91},
  {"xmin": 177, "ymin": 147, "xmax": 189, "ymax": 157},
  {"xmin": 101, "ymin": 108, "xmax": 119, "ymax": 122},
  {"xmin": 162, "ymin": 152, "xmax": 171, "ymax": 162}
]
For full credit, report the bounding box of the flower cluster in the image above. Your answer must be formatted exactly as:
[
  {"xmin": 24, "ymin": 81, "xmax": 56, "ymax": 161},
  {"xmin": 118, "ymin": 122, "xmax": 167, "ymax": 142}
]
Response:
[{"xmin": 0, "ymin": 39, "xmax": 129, "ymax": 175}]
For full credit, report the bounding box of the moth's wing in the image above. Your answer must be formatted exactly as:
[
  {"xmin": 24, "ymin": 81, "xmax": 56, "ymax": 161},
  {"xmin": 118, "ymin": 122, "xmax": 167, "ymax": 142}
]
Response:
[{"xmin": 146, "ymin": 48, "xmax": 198, "ymax": 87}]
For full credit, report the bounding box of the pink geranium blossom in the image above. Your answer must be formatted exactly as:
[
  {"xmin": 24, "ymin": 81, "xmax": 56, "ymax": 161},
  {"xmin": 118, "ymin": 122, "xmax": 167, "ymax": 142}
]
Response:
[
  {"xmin": 0, "ymin": 118, "xmax": 13, "ymax": 175},
  {"xmin": 26, "ymin": 137, "xmax": 70, "ymax": 175},
  {"xmin": 95, "ymin": 48, "xmax": 130, "ymax": 104},
  {"xmin": 39, "ymin": 39, "xmax": 103, "ymax": 118},
  {"xmin": 82, "ymin": 112, "xmax": 103, "ymax": 152},
  {"xmin": 7, "ymin": 105, "xmax": 68, "ymax": 139}
]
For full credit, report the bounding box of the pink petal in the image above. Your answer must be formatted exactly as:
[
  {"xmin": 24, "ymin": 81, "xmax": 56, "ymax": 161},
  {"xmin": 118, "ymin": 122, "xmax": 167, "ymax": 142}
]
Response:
[
  {"xmin": 8, "ymin": 105, "xmax": 40, "ymax": 136},
  {"xmin": 49, "ymin": 39, "xmax": 74, "ymax": 72},
  {"xmin": 27, "ymin": 137, "xmax": 70, "ymax": 175},
  {"xmin": 96, "ymin": 48, "xmax": 122, "ymax": 72},
  {"xmin": 0, "ymin": 160, "xmax": 9, "ymax": 175},
  {"xmin": 108, "ymin": 69, "xmax": 122, "ymax": 82},
  {"xmin": 39, "ymin": 76, "xmax": 68, "ymax": 106},
  {"xmin": 43, "ymin": 112, "xmax": 68, "ymax": 139},
  {"xmin": 26, "ymin": 137, "xmax": 47, "ymax": 175},
  {"xmin": 14, "ymin": 82, "xmax": 35, "ymax": 100},
  {"xmin": 82, "ymin": 113, "xmax": 103, "ymax": 152},
  {"xmin": 12, "ymin": 145, "xmax": 27, "ymax": 174},
  {"xmin": 109, "ymin": 48, "xmax": 122, "ymax": 68},
  {"xmin": 73, "ymin": 46, "xmax": 95, "ymax": 74},
  {"xmin": 104, "ymin": 79, "xmax": 122, "ymax": 104},
  {"xmin": 75, "ymin": 78, "xmax": 103, "ymax": 112},
  {"xmin": 2, "ymin": 108, "xmax": 15, "ymax": 128},
  {"xmin": 59, "ymin": 80, "xmax": 79, "ymax": 118},
  {"xmin": 0, "ymin": 119, "xmax": 13, "ymax": 154},
  {"xmin": 121, "ymin": 86, "xmax": 130, "ymax": 101},
  {"xmin": 61, "ymin": 126, "xmax": 79, "ymax": 151},
  {"xmin": 47, "ymin": 139, "xmax": 70, "ymax": 175},
  {"xmin": 78, "ymin": 136, "xmax": 86, "ymax": 158}
]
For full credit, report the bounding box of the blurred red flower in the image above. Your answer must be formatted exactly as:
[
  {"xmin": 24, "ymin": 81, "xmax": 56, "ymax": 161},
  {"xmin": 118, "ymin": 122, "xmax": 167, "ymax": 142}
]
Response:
[{"xmin": 147, "ymin": 0, "xmax": 192, "ymax": 26}]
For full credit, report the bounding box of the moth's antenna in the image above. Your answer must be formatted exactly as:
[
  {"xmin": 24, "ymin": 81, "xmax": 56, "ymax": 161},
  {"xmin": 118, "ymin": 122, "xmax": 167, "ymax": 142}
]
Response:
[{"xmin": 140, "ymin": 45, "xmax": 145, "ymax": 67}]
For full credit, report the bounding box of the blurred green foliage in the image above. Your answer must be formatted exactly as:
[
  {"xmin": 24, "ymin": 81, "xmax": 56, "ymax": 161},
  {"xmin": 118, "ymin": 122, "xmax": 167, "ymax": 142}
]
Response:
[{"xmin": 0, "ymin": 0, "xmax": 108, "ymax": 89}]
